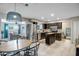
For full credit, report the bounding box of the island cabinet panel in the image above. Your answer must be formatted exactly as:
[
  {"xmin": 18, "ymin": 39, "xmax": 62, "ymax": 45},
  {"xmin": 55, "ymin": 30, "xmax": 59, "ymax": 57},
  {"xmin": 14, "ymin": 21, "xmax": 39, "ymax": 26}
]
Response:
[
  {"xmin": 45, "ymin": 33, "xmax": 55, "ymax": 45},
  {"xmin": 56, "ymin": 33, "xmax": 62, "ymax": 41},
  {"xmin": 76, "ymin": 48, "xmax": 79, "ymax": 56},
  {"xmin": 45, "ymin": 33, "xmax": 62, "ymax": 45}
]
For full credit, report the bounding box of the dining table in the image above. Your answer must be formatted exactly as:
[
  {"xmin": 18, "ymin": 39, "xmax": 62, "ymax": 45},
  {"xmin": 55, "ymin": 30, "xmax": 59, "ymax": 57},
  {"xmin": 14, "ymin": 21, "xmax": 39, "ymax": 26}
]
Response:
[{"xmin": 0, "ymin": 39, "xmax": 32, "ymax": 56}]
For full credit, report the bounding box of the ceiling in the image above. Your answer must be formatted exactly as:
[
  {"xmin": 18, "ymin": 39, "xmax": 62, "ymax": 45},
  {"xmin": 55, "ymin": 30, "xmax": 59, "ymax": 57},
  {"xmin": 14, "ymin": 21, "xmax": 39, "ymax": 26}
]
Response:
[{"xmin": 0, "ymin": 3, "xmax": 79, "ymax": 21}]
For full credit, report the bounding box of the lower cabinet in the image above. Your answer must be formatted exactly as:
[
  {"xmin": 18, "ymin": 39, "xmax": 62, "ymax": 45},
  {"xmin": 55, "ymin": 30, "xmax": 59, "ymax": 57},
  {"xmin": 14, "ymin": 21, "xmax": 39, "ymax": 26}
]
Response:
[
  {"xmin": 45, "ymin": 34, "xmax": 55, "ymax": 45},
  {"xmin": 76, "ymin": 48, "xmax": 79, "ymax": 56}
]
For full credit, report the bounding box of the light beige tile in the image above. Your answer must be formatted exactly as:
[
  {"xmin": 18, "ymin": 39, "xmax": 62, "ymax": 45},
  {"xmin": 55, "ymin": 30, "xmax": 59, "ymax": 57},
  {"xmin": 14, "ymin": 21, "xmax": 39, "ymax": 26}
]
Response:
[{"xmin": 38, "ymin": 39, "xmax": 75, "ymax": 56}]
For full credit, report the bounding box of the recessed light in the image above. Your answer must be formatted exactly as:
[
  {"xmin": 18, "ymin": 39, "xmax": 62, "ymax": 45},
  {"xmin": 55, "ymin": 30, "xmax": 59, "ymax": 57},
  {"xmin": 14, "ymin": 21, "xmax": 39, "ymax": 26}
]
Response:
[
  {"xmin": 47, "ymin": 19, "xmax": 51, "ymax": 21},
  {"xmin": 57, "ymin": 18, "xmax": 61, "ymax": 20},
  {"xmin": 41, "ymin": 17, "xmax": 44, "ymax": 19},
  {"xmin": 51, "ymin": 13, "xmax": 54, "ymax": 17}
]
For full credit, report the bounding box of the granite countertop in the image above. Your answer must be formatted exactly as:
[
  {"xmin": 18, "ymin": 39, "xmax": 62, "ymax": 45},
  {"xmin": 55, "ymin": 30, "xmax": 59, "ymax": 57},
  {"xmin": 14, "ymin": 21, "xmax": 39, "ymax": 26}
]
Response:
[
  {"xmin": 37, "ymin": 31, "xmax": 62, "ymax": 34},
  {"xmin": 46, "ymin": 32, "xmax": 55, "ymax": 35},
  {"xmin": 76, "ymin": 44, "xmax": 79, "ymax": 48}
]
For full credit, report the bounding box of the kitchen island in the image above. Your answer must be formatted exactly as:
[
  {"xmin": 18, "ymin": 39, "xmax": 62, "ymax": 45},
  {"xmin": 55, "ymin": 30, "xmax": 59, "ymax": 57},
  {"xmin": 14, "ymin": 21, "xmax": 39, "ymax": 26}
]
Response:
[
  {"xmin": 37, "ymin": 31, "xmax": 62, "ymax": 45},
  {"xmin": 45, "ymin": 32, "xmax": 62, "ymax": 45}
]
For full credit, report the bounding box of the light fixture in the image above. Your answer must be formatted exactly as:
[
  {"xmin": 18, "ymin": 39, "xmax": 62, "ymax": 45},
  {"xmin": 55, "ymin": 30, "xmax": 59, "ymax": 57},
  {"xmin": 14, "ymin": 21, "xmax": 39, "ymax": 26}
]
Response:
[
  {"xmin": 13, "ymin": 15, "xmax": 17, "ymax": 18},
  {"xmin": 25, "ymin": 4, "xmax": 29, "ymax": 6},
  {"xmin": 57, "ymin": 18, "xmax": 61, "ymax": 20},
  {"xmin": 7, "ymin": 3, "xmax": 22, "ymax": 21},
  {"xmin": 51, "ymin": 13, "xmax": 54, "ymax": 17},
  {"xmin": 47, "ymin": 19, "xmax": 51, "ymax": 21},
  {"xmin": 41, "ymin": 17, "xmax": 44, "ymax": 19}
]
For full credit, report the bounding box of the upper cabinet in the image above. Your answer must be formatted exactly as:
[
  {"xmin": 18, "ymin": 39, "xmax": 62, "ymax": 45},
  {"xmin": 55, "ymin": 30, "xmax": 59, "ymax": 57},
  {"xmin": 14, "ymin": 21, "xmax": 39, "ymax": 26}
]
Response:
[{"xmin": 43, "ymin": 22, "xmax": 62, "ymax": 29}]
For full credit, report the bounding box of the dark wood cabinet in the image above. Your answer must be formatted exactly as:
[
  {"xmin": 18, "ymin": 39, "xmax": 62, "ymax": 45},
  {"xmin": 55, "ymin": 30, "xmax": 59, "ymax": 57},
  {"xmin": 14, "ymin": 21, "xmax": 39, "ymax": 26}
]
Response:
[
  {"xmin": 76, "ymin": 48, "xmax": 79, "ymax": 56},
  {"xmin": 45, "ymin": 33, "xmax": 62, "ymax": 45},
  {"xmin": 45, "ymin": 33, "xmax": 55, "ymax": 45},
  {"xmin": 43, "ymin": 22, "xmax": 62, "ymax": 29},
  {"xmin": 56, "ymin": 33, "xmax": 62, "ymax": 41},
  {"xmin": 43, "ymin": 24, "xmax": 48, "ymax": 29},
  {"xmin": 41, "ymin": 22, "xmax": 62, "ymax": 45},
  {"xmin": 50, "ymin": 22, "xmax": 62, "ymax": 29},
  {"xmin": 41, "ymin": 33, "xmax": 46, "ymax": 39}
]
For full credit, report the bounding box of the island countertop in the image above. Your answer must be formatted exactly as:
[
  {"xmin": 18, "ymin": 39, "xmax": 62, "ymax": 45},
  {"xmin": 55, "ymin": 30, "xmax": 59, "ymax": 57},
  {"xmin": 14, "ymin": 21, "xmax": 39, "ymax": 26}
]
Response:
[{"xmin": 76, "ymin": 44, "xmax": 79, "ymax": 48}]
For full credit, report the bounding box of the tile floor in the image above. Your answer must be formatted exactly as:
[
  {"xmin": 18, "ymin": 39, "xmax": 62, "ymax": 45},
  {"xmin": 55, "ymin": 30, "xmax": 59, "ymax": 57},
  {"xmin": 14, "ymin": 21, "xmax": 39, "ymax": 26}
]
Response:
[{"xmin": 38, "ymin": 39, "xmax": 76, "ymax": 56}]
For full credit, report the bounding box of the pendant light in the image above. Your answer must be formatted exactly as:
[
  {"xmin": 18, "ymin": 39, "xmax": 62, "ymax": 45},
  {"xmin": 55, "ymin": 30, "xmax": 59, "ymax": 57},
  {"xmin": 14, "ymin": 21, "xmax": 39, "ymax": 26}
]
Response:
[{"xmin": 7, "ymin": 3, "xmax": 22, "ymax": 21}]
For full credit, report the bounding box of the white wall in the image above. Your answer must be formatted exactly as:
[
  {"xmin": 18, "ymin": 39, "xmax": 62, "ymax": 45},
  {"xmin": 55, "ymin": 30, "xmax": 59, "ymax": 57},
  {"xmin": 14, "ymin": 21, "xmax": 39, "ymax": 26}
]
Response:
[
  {"xmin": 62, "ymin": 20, "xmax": 72, "ymax": 38},
  {"xmin": 0, "ymin": 12, "xmax": 6, "ymax": 19},
  {"xmin": 71, "ymin": 17, "xmax": 79, "ymax": 43},
  {"xmin": 0, "ymin": 19, "xmax": 1, "ymax": 39},
  {"xmin": 61, "ymin": 17, "xmax": 79, "ymax": 43}
]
